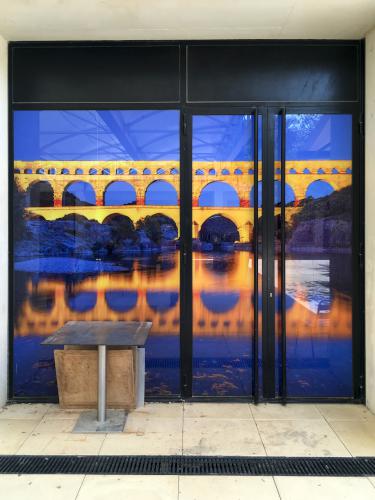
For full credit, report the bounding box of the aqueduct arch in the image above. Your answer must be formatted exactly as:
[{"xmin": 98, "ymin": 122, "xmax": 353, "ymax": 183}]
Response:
[
  {"xmin": 198, "ymin": 181, "xmax": 240, "ymax": 207},
  {"xmin": 145, "ymin": 180, "xmax": 178, "ymax": 206},
  {"xmin": 62, "ymin": 181, "xmax": 96, "ymax": 207},
  {"xmin": 103, "ymin": 180, "xmax": 136, "ymax": 206},
  {"xmin": 26, "ymin": 180, "xmax": 54, "ymax": 207}
]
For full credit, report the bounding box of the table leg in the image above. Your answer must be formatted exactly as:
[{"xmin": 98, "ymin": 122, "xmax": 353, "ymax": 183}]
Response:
[
  {"xmin": 73, "ymin": 343, "xmax": 126, "ymax": 433},
  {"xmin": 136, "ymin": 347, "xmax": 145, "ymax": 408},
  {"xmin": 97, "ymin": 345, "xmax": 106, "ymax": 424}
]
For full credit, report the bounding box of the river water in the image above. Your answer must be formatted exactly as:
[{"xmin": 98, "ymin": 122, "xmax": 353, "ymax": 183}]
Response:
[{"xmin": 13, "ymin": 250, "xmax": 352, "ymax": 398}]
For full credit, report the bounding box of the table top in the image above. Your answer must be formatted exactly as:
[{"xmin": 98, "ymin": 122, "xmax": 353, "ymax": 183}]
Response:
[{"xmin": 42, "ymin": 321, "xmax": 152, "ymax": 347}]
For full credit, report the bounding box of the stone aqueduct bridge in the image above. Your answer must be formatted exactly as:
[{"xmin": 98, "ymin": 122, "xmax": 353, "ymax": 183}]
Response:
[{"xmin": 14, "ymin": 160, "xmax": 352, "ymax": 243}]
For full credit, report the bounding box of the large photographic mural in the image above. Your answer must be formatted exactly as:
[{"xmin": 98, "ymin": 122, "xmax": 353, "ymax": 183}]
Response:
[
  {"xmin": 13, "ymin": 110, "xmax": 181, "ymax": 397},
  {"xmin": 12, "ymin": 110, "xmax": 353, "ymax": 399}
]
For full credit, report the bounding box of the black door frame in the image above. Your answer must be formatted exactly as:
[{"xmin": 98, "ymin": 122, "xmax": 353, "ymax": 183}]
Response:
[{"xmin": 179, "ymin": 103, "xmax": 364, "ymax": 403}]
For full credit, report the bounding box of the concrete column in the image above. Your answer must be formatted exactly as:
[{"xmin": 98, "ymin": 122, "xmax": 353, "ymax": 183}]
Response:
[
  {"xmin": 0, "ymin": 35, "xmax": 7, "ymax": 407},
  {"xmin": 366, "ymin": 27, "xmax": 375, "ymax": 413}
]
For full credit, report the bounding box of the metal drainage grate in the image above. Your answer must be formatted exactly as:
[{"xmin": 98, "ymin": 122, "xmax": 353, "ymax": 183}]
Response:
[{"xmin": 1, "ymin": 456, "xmax": 375, "ymax": 476}]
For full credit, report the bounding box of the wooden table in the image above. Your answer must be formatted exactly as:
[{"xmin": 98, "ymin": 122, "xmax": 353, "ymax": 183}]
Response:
[{"xmin": 43, "ymin": 321, "xmax": 151, "ymax": 432}]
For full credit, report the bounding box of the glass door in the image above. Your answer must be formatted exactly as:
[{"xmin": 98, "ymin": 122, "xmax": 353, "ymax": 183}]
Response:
[
  {"xmin": 273, "ymin": 110, "xmax": 356, "ymax": 399},
  {"xmin": 183, "ymin": 107, "xmax": 360, "ymax": 401},
  {"xmin": 189, "ymin": 112, "xmax": 261, "ymax": 398}
]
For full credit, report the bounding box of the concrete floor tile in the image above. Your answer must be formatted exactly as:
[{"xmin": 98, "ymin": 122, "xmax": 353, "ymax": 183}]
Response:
[
  {"xmin": 179, "ymin": 476, "xmax": 279, "ymax": 500},
  {"xmin": 0, "ymin": 474, "xmax": 84, "ymax": 500},
  {"xmin": 317, "ymin": 404, "xmax": 375, "ymax": 422},
  {"xmin": 184, "ymin": 403, "xmax": 252, "ymax": 419},
  {"xmin": 100, "ymin": 431, "xmax": 182, "ymax": 455},
  {"xmin": 328, "ymin": 420, "xmax": 375, "ymax": 456},
  {"xmin": 0, "ymin": 419, "xmax": 38, "ymax": 454},
  {"xmin": 44, "ymin": 407, "xmax": 83, "ymax": 420},
  {"xmin": 251, "ymin": 403, "xmax": 322, "ymax": 421},
  {"xmin": 125, "ymin": 414, "xmax": 182, "ymax": 434},
  {"xmin": 131, "ymin": 402, "xmax": 183, "ymax": 419},
  {"xmin": 0, "ymin": 404, "xmax": 52, "ymax": 420},
  {"xmin": 76, "ymin": 475, "xmax": 178, "ymax": 500},
  {"xmin": 183, "ymin": 417, "xmax": 265, "ymax": 456},
  {"xmin": 275, "ymin": 476, "xmax": 375, "ymax": 500},
  {"xmin": 32, "ymin": 417, "xmax": 76, "ymax": 434},
  {"xmin": 17, "ymin": 432, "xmax": 105, "ymax": 455},
  {"xmin": 257, "ymin": 419, "xmax": 350, "ymax": 456}
]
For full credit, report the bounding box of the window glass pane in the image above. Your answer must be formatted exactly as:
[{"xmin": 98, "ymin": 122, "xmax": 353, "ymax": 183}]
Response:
[
  {"xmin": 13, "ymin": 110, "xmax": 180, "ymax": 397},
  {"xmin": 284, "ymin": 114, "xmax": 353, "ymax": 397},
  {"xmin": 192, "ymin": 114, "xmax": 261, "ymax": 397}
]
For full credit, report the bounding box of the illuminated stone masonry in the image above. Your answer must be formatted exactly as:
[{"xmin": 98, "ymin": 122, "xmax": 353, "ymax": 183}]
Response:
[{"xmin": 14, "ymin": 160, "xmax": 352, "ymax": 244}]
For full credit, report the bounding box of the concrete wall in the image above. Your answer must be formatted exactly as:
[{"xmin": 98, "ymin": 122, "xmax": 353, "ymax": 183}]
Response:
[
  {"xmin": 0, "ymin": 34, "xmax": 7, "ymax": 407},
  {"xmin": 366, "ymin": 28, "xmax": 375, "ymax": 412}
]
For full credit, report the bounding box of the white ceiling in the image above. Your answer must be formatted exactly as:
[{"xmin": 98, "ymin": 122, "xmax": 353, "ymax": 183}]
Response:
[{"xmin": 0, "ymin": 0, "xmax": 374, "ymax": 41}]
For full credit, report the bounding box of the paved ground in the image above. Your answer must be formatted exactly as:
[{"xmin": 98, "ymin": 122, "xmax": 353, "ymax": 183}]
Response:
[{"xmin": 1, "ymin": 402, "xmax": 375, "ymax": 498}]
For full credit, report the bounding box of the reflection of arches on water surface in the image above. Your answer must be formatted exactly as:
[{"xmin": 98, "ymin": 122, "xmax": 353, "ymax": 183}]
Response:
[
  {"xmin": 66, "ymin": 291, "xmax": 97, "ymax": 312},
  {"xmin": 105, "ymin": 290, "xmax": 138, "ymax": 312},
  {"xmin": 62, "ymin": 181, "xmax": 96, "ymax": 206},
  {"xmin": 26, "ymin": 181, "xmax": 54, "ymax": 207},
  {"xmin": 146, "ymin": 291, "xmax": 179, "ymax": 312},
  {"xmin": 199, "ymin": 215, "xmax": 239, "ymax": 244},
  {"xmin": 199, "ymin": 181, "xmax": 240, "ymax": 207},
  {"xmin": 201, "ymin": 291, "xmax": 240, "ymax": 313},
  {"xmin": 103, "ymin": 181, "xmax": 136, "ymax": 206},
  {"xmin": 30, "ymin": 291, "xmax": 55, "ymax": 312},
  {"xmin": 145, "ymin": 180, "xmax": 178, "ymax": 206}
]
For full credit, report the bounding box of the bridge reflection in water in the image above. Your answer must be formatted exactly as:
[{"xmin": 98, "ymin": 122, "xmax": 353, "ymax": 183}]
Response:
[{"xmin": 13, "ymin": 250, "xmax": 352, "ymax": 398}]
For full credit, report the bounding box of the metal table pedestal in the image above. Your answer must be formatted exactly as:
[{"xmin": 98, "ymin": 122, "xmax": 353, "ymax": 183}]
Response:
[
  {"xmin": 73, "ymin": 345, "xmax": 127, "ymax": 433},
  {"xmin": 42, "ymin": 321, "xmax": 151, "ymax": 434}
]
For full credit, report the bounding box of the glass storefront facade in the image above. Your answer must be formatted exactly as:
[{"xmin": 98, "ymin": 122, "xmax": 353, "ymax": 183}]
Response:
[{"xmin": 9, "ymin": 41, "xmax": 364, "ymax": 402}]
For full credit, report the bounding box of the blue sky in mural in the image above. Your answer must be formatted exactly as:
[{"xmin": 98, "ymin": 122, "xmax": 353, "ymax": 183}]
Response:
[
  {"xmin": 306, "ymin": 179, "xmax": 335, "ymax": 199},
  {"xmin": 193, "ymin": 114, "xmax": 261, "ymax": 161},
  {"xmin": 145, "ymin": 180, "xmax": 178, "ymax": 206},
  {"xmin": 284, "ymin": 114, "xmax": 352, "ymax": 161},
  {"xmin": 64, "ymin": 181, "xmax": 96, "ymax": 205},
  {"xmin": 199, "ymin": 181, "xmax": 240, "ymax": 207},
  {"xmin": 14, "ymin": 110, "xmax": 180, "ymax": 161},
  {"xmin": 15, "ymin": 111, "xmax": 351, "ymax": 162},
  {"xmin": 104, "ymin": 181, "xmax": 136, "ymax": 206}
]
